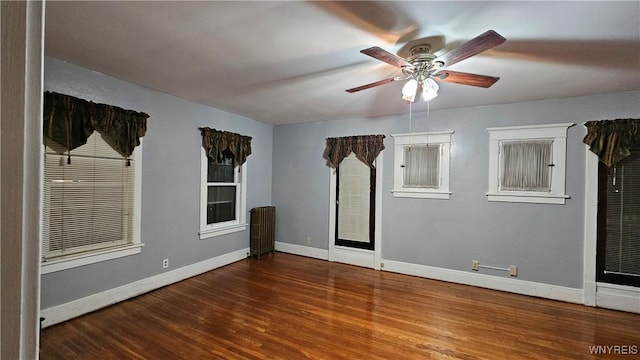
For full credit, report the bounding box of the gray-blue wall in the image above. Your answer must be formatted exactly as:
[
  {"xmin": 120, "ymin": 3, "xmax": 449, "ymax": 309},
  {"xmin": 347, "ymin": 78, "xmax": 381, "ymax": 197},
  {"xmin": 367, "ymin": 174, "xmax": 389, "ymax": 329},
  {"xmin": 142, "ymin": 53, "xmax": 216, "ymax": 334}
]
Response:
[
  {"xmin": 41, "ymin": 54, "xmax": 640, "ymax": 309},
  {"xmin": 41, "ymin": 57, "xmax": 273, "ymax": 309},
  {"xmin": 272, "ymin": 91, "xmax": 640, "ymax": 289}
]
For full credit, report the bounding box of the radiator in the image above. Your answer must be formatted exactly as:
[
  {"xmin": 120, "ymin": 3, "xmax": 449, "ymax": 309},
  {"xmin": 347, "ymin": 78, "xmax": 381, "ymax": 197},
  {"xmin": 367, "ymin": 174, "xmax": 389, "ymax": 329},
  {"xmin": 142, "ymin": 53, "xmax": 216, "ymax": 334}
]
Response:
[{"xmin": 250, "ymin": 206, "xmax": 275, "ymax": 258}]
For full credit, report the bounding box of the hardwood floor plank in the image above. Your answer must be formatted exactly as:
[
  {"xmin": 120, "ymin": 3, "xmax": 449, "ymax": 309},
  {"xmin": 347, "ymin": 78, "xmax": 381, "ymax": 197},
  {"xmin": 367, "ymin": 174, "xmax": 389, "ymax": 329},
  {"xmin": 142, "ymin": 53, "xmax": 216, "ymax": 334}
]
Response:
[{"xmin": 41, "ymin": 253, "xmax": 640, "ymax": 359}]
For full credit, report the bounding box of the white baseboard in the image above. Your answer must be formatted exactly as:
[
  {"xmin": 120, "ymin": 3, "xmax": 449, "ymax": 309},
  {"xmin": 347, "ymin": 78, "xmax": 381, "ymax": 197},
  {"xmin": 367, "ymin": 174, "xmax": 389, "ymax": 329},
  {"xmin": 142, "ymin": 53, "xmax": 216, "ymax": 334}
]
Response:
[
  {"xmin": 583, "ymin": 280, "xmax": 597, "ymax": 306},
  {"xmin": 382, "ymin": 259, "xmax": 584, "ymax": 304},
  {"xmin": 44, "ymin": 243, "xmax": 628, "ymax": 327},
  {"xmin": 41, "ymin": 248, "xmax": 249, "ymax": 327},
  {"xmin": 596, "ymin": 283, "xmax": 640, "ymax": 314},
  {"xmin": 333, "ymin": 246, "xmax": 374, "ymax": 269},
  {"xmin": 276, "ymin": 243, "xmax": 585, "ymax": 304},
  {"xmin": 275, "ymin": 241, "xmax": 328, "ymax": 260}
]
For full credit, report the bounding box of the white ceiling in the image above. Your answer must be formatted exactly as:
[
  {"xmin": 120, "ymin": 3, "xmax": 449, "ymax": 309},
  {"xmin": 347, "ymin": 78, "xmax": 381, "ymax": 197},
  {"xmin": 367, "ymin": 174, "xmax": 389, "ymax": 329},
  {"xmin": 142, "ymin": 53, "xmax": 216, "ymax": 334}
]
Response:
[{"xmin": 45, "ymin": 1, "xmax": 640, "ymax": 125}]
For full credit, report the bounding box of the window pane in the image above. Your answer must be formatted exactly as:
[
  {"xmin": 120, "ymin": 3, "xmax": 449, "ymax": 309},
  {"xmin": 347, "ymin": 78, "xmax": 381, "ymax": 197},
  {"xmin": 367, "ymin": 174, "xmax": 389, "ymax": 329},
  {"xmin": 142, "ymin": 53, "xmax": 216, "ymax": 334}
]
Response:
[
  {"xmin": 207, "ymin": 154, "xmax": 234, "ymax": 183},
  {"xmin": 207, "ymin": 186, "xmax": 236, "ymax": 224},
  {"xmin": 403, "ymin": 144, "xmax": 440, "ymax": 188},
  {"xmin": 500, "ymin": 140, "xmax": 552, "ymax": 192}
]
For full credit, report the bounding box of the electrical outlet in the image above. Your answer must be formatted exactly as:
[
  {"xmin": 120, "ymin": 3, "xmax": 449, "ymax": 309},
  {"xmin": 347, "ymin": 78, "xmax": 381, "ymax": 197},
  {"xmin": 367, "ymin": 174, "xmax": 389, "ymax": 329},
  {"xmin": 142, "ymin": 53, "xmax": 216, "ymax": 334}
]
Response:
[
  {"xmin": 162, "ymin": 259, "xmax": 169, "ymax": 269},
  {"xmin": 472, "ymin": 260, "xmax": 479, "ymax": 271},
  {"xmin": 509, "ymin": 265, "xmax": 518, "ymax": 277},
  {"xmin": 306, "ymin": 237, "xmax": 311, "ymax": 244}
]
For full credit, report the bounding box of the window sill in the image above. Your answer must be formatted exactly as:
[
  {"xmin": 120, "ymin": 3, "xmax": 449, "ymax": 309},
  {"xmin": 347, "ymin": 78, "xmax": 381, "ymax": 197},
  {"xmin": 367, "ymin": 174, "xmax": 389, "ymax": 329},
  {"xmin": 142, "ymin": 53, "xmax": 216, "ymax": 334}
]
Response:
[
  {"xmin": 41, "ymin": 243, "xmax": 144, "ymax": 274},
  {"xmin": 392, "ymin": 189, "xmax": 451, "ymax": 199},
  {"xmin": 199, "ymin": 223, "xmax": 247, "ymax": 240},
  {"xmin": 486, "ymin": 192, "xmax": 569, "ymax": 204}
]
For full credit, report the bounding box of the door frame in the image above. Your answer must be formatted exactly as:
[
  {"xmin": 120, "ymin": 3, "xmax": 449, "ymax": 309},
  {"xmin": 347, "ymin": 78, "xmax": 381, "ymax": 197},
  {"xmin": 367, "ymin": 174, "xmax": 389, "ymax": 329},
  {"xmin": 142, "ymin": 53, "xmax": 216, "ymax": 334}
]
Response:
[
  {"xmin": 328, "ymin": 154, "xmax": 382, "ymax": 269},
  {"xmin": 584, "ymin": 150, "xmax": 598, "ymax": 305},
  {"xmin": 584, "ymin": 148, "xmax": 640, "ymax": 313}
]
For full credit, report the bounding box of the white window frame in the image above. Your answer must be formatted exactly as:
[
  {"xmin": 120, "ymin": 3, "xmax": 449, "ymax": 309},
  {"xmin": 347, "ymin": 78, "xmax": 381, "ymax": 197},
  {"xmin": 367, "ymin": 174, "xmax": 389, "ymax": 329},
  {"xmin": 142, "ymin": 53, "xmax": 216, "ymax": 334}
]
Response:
[
  {"xmin": 391, "ymin": 131, "xmax": 454, "ymax": 199},
  {"xmin": 41, "ymin": 139, "xmax": 144, "ymax": 275},
  {"xmin": 486, "ymin": 123, "xmax": 574, "ymax": 204},
  {"xmin": 199, "ymin": 148, "xmax": 247, "ymax": 239}
]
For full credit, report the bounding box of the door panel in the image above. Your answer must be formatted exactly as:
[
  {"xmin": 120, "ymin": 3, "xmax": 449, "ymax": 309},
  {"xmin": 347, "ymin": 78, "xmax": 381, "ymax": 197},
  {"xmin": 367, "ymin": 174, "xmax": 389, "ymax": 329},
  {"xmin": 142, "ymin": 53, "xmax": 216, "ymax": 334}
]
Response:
[
  {"xmin": 336, "ymin": 153, "xmax": 375, "ymax": 250},
  {"xmin": 597, "ymin": 150, "xmax": 640, "ymax": 287}
]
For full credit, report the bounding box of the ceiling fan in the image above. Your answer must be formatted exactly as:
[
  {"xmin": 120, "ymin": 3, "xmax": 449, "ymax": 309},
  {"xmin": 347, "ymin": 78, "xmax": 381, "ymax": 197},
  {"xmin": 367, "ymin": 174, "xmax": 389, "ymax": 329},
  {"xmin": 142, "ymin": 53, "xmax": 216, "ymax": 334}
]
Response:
[{"xmin": 346, "ymin": 30, "xmax": 506, "ymax": 102}]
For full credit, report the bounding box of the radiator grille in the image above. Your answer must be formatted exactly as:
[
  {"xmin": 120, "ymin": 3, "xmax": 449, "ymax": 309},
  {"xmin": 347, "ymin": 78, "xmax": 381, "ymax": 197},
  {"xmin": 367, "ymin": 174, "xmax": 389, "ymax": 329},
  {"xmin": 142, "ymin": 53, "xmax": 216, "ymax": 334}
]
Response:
[{"xmin": 250, "ymin": 206, "xmax": 275, "ymax": 258}]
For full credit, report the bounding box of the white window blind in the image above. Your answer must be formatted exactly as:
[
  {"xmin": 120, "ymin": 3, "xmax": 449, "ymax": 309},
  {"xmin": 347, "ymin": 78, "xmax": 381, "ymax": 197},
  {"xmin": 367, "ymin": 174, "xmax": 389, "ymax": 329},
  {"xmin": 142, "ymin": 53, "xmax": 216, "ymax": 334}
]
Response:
[
  {"xmin": 42, "ymin": 133, "xmax": 135, "ymax": 261},
  {"xmin": 604, "ymin": 152, "xmax": 640, "ymax": 277},
  {"xmin": 403, "ymin": 144, "xmax": 440, "ymax": 189},
  {"xmin": 500, "ymin": 140, "xmax": 553, "ymax": 192},
  {"xmin": 338, "ymin": 154, "xmax": 370, "ymax": 243}
]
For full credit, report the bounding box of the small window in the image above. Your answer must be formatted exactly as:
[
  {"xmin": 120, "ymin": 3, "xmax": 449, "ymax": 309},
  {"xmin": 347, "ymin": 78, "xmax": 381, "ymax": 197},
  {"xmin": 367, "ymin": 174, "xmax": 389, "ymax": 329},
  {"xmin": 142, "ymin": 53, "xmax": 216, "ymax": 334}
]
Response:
[
  {"xmin": 391, "ymin": 131, "xmax": 453, "ymax": 199},
  {"xmin": 487, "ymin": 123, "xmax": 573, "ymax": 204},
  {"xmin": 41, "ymin": 133, "xmax": 143, "ymax": 274},
  {"xmin": 200, "ymin": 149, "xmax": 247, "ymax": 239},
  {"xmin": 207, "ymin": 151, "xmax": 237, "ymax": 224}
]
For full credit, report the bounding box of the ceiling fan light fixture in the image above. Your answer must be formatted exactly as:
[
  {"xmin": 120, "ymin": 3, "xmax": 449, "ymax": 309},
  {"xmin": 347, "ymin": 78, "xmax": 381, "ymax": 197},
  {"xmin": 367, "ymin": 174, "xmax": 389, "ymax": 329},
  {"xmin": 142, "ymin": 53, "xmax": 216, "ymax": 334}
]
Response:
[
  {"xmin": 345, "ymin": 30, "xmax": 506, "ymax": 102},
  {"xmin": 402, "ymin": 78, "xmax": 419, "ymax": 102},
  {"xmin": 422, "ymin": 78, "xmax": 439, "ymax": 101}
]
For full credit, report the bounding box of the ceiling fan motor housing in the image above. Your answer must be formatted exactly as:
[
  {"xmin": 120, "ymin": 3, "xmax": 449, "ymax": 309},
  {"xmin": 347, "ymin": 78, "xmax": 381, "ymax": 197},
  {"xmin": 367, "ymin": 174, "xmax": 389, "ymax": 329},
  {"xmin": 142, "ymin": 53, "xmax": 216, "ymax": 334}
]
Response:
[{"xmin": 403, "ymin": 44, "xmax": 442, "ymax": 80}]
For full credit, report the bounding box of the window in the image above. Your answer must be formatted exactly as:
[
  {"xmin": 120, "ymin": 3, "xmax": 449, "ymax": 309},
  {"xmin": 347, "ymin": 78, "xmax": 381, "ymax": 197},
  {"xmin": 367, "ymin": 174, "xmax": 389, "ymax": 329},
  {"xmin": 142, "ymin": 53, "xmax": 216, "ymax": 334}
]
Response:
[
  {"xmin": 41, "ymin": 133, "xmax": 142, "ymax": 274},
  {"xmin": 487, "ymin": 123, "xmax": 573, "ymax": 204},
  {"xmin": 199, "ymin": 149, "xmax": 247, "ymax": 239},
  {"xmin": 391, "ymin": 131, "xmax": 453, "ymax": 199}
]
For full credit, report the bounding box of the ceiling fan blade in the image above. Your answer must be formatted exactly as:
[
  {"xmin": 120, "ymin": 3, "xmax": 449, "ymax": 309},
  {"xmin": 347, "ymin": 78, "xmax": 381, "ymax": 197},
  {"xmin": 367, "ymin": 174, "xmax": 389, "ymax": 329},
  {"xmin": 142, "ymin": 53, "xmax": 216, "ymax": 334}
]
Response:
[
  {"xmin": 360, "ymin": 46, "xmax": 411, "ymax": 68},
  {"xmin": 434, "ymin": 70, "xmax": 500, "ymax": 88},
  {"xmin": 346, "ymin": 77, "xmax": 396, "ymax": 93},
  {"xmin": 435, "ymin": 30, "xmax": 506, "ymax": 67}
]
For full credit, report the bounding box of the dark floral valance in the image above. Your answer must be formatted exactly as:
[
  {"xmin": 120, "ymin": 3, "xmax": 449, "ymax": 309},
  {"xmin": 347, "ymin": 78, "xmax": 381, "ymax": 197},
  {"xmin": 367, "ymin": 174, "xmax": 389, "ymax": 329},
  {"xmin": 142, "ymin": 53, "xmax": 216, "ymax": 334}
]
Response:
[
  {"xmin": 583, "ymin": 119, "xmax": 640, "ymax": 167},
  {"xmin": 199, "ymin": 127, "xmax": 252, "ymax": 167},
  {"xmin": 43, "ymin": 91, "xmax": 148, "ymax": 160},
  {"xmin": 324, "ymin": 134, "xmax": 385, "ymax": 168}
]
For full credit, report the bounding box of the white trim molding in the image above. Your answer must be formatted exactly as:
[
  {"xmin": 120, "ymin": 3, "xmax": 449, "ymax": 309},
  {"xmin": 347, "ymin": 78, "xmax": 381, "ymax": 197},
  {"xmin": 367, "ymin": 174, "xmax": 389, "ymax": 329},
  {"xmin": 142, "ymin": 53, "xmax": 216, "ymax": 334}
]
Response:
[
  {"xmin": 382, "ymin": 259, "xmax": 583, "ymax": 304},
  {"xmin": 596, "ymin": 283, "xmax": 640, "ymax": 314},
  {"xmin": 199, "ymin": 223, "xmax": 247, "ymax": 239},
  {"xmin": 275, "ymin": 242, "xmax": 329, "ymax": 260},
  {"xmin": 583, "ymin": 149, "xmax": 598, "ymax": 306},
  {"xmin": 334, "ymin": 246, "xmax": 375, "ymax": 269},
  {"xmin": 41, "ymin": 243, "xmax": 144, "ymax": 275},
  {"xmin": 41, "ymin": 248, "xmax": 249, "ymax": 327}
]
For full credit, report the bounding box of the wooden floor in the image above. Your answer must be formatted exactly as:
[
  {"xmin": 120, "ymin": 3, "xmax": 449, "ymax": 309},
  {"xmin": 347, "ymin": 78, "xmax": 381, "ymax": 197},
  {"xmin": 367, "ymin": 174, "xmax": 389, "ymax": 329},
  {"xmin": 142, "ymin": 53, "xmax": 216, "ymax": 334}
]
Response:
[{"xmin": 41, "ymin": 253, "xmax": 640, "ymax": 359}]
